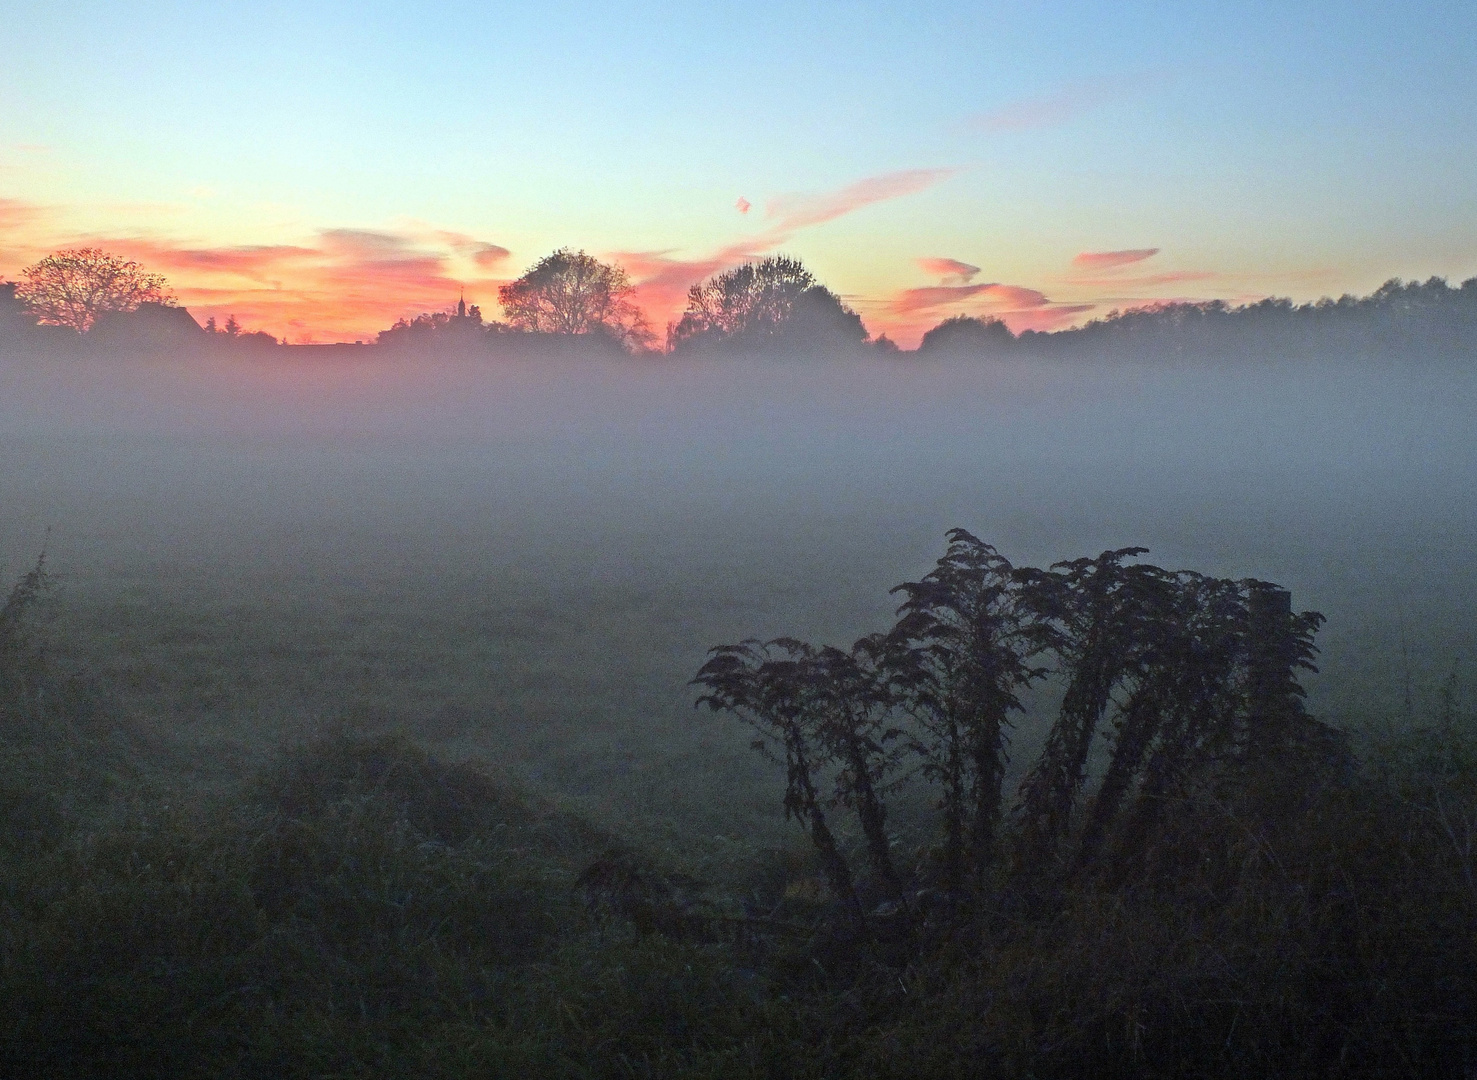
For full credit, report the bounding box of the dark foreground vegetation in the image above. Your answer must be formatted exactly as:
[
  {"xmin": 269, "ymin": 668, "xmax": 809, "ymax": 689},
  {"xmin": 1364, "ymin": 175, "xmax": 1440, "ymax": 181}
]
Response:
[{"xmin": 2, "ymin": 538, "xmax": 1475, "ymax": 1078}]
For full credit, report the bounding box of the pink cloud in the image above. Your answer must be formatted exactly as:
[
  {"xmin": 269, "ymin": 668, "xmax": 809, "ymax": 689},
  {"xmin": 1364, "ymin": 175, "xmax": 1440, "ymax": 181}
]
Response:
[
  {"xmin": 471, "ymin": 245, "xmax": 512, "ymax": 268},
  {"xmin": 430, "ymin": 230, "xmax": 511, "ymax": 267},
  {"xmin": 891, "ymin": 283, "xmax": 990, "ymax": 314},
  {"xmin": 1072, "ymin": 248, "xmax": 1160, "ymax": 269},
  {"xmin": 969, "ymin": 73, "xmax": 1160, "ymax": 133},
  {"xmin": 917, "ymin": 257, "xmax": 980, "ymax": 284},
  {"xmin": 612, "ymin": 240, "xmax": 769, "ymax": 333},
  {"xmin": 735, "ymin": 197, "xmax": 751, "ymax": 214},
  {"xmin": 1071, "ymin": 269, "xmax": 1219, "ymax": 289},
  {"xmin": 765, "ymin": 168, "xmax": 956, "ymax": 231},
  {"xmin": 1003, "ymin": 303, "xmax": 1096, "ymax": 333},
  {"xmin": 863, "ymin": 275, "xmax": 1081, "ymax": 346},
  {"xmin": 982, "ymin": 284, "xmax": 1049, "ymax": 308},
  {"xmin": 887, "ymin": 282, "xmax": 1049, "ymax": 317},
  {"xmin": 614, "ymin": 167, "xmax": 957, "ymax": 333}
]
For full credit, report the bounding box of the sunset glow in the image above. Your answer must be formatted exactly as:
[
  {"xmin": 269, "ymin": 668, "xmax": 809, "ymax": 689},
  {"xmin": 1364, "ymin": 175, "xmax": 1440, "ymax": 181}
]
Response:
[{"xmin": 2, "ymin": 2, "xmax": 1474, "ymax": 346}]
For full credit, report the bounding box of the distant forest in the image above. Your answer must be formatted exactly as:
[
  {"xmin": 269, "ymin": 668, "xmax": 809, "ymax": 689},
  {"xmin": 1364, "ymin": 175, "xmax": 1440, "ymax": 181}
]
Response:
[
  {"xmin": 3, "ymin": 246, "xmax": 1476, "ymax": 358},
  {"xmin": 919, "ymin": 275, "xmax": 1477, "ymax": 360}
]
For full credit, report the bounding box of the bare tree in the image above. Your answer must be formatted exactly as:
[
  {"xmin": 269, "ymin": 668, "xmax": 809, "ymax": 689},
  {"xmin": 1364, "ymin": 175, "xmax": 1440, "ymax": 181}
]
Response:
[
  {"xmin": 16, "ymin": 248, "xmax": 173, "ymax": 332},
  {"xmin": 497, "ymin": 248, "xmax": 651, "ymax": 349}
]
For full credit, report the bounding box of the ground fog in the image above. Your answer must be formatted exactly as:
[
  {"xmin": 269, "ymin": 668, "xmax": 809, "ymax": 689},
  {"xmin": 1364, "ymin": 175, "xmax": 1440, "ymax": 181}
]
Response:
[{"xmin": 1, "ymin": 347, "xmax": 1472, "ymax": 857}]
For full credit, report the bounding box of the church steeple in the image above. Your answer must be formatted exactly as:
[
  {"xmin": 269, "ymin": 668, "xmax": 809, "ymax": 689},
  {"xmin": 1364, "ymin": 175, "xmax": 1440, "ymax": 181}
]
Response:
[{"xmin": 457, "ymin": 290, "xmax": 467, "ymax": 319}]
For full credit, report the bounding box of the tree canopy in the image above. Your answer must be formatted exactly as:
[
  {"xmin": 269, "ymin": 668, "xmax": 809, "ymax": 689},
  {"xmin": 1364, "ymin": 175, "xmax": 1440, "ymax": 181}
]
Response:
[
  {"xmin": 497, "ymin": 248, "xmax": 650, "ymax": 349},
  {"xmin": 917, "ymin": 315, "xmax": 1014, "ymax": 356},
  {"xmin": 668, "ymin": 256, "xmax": 867, "ymax": 353},
  {"xmin": 16, "ymin": 248, "xmax": 173, "ymax": 332}
]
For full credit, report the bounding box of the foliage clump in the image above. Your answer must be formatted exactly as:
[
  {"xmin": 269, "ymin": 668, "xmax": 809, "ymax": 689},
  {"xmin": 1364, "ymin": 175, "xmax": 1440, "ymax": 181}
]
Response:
[
  {"xmin": 696, "ymin": 530, "xmax": 1345, "ymax": 906},
  {"xmin": 668, "ymin": 256, "xmax": 867, "ymax": 354},
  {"xmin": 498, "ymin": 247, "xmax": 652, "ymax": 350}
]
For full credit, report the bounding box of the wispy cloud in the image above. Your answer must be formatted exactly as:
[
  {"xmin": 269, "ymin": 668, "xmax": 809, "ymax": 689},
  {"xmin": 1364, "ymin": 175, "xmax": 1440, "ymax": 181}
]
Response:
[
  {"xmin": 865, "ymin": 272, "xmax": 1084, "ymax": 345},
  {"xmin": 1072, "ymin": 248, "xmax": 1159, "ymax": 269},
  {"xmin": 969, "ymin": 74, "xmax": 1158, "ymax": 133},
  {"xmin": 613, "ymin": 240, "xmax": 769, "ymax": 333},
  {"xmin": 765, "ymin": 168, "xmax": 956, "ymax": 231},
  {"xmin": 917, "ymin": 257, "xmax": 980, "ymax": 284},
  {"xmin": 1059, "ymin": 247, "xmax": 1218, "ymax": 292},
  {"xmin": 0, "ymin": 197, "xmax": 46, "ymax": 231},
  {"xmin": 888, "ymin": 282, "xmax": 1049, "ymax": 317},
  {"xmin": 430, "ymin": 230, "xmax": 511, "ymax": 268},
  {"xmin": 617, "ymin": 167, "xmax": 957, "ymax": 333},
  {"xmin": 1072, "ymin": 269, "xmax": 1219, "ymax": 288},
  {"xmin": 890, "ymin": 283, "xmax": 991, "ymax": 314},
  {"xmin": 1006, "ymin": 303, "xmax": 1095, "ymax": 332}
]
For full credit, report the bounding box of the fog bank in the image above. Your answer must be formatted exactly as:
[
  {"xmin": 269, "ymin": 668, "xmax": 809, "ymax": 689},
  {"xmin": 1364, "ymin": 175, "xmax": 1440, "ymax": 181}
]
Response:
[{"xmin": 2, "ymin": 347, "xmax": 1473, "ymax": 736}]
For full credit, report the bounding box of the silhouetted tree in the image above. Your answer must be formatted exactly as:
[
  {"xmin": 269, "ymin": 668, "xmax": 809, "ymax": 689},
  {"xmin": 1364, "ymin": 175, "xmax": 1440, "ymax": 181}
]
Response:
[
  {"xmin": 15, "ymin": 248, "xmax": 172, "ymax": 332},
  {"xmin": 498, "ymin": 248, "xmax": 651, "ymax": 349},
  {"xmin": 668, "ymin": 256, "xmax": 866, "ymax": 353},
  {"xmin": 917, "ymin": 315, "xmax": 1015, "ymax": 357}
]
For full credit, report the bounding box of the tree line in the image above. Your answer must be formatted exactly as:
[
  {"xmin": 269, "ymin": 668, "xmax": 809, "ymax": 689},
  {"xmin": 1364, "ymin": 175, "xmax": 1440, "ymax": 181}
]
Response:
[
  {"xmin": 920, "ymin": 276, "xmax": 1477, "ymax": 360},
  {"xmin": 378, "ymin": 249, "xmax": 868, "ymax": 355},
  {"xmin": 4, "ymin": 245, "xmax": 1477, "ymax": 357}
]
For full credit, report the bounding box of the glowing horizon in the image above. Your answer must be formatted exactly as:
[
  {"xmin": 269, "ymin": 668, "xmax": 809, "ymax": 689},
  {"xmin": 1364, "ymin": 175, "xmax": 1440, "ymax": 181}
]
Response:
[
  {"xmin": 2, "ymin": 186, "xmax": 1453, "ymax": 349},
  {"xmin": 3, "ymin": 2, "xmax": 1474, "ymax": 347}
]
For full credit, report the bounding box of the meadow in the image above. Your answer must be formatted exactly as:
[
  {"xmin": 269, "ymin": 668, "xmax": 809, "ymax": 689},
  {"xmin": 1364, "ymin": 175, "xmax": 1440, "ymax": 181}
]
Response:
[{"xmin": 2, "ymin": 345, "xmax": 1475, "ymax": 1075}]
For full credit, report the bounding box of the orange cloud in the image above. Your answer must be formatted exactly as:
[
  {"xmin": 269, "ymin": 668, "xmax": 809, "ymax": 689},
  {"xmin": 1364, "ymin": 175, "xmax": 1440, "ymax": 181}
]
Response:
[
  {"xmin": 90, "ymin": 227, "xmax": 512, "ymax": 342},
  {"xmin": 0, "ymin": 198, "xmax": 61, "ymax": 273},
  {"xmin": 917, "ymin": 257, "xmax": 980, "ymax": 284},
  {"xmin": 1072, "ymin": 248, "xmax": 1159, "ymax": 269},
  {"xmin": 0, "ymin": 198, "xmax": 46, "ymax": 231},
  {"xmin": 0, "ymin": 198, "xmax": 523, "ymax": 340}
]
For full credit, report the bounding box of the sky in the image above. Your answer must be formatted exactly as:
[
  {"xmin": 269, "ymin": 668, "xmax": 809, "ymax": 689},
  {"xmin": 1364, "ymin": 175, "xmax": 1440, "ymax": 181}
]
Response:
[{"xmin": 2, "ymin": 0, "xmax": 1475, "ymax": 345}]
